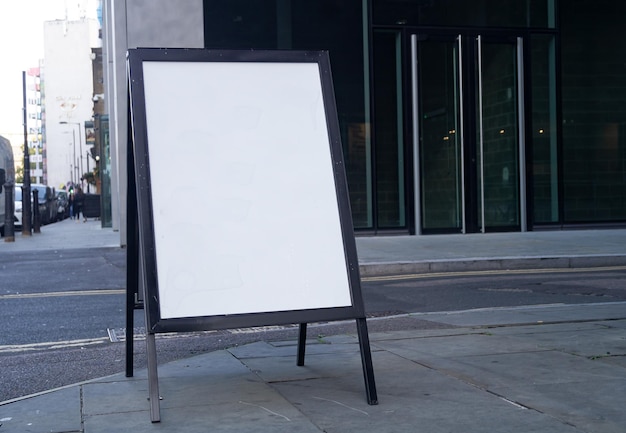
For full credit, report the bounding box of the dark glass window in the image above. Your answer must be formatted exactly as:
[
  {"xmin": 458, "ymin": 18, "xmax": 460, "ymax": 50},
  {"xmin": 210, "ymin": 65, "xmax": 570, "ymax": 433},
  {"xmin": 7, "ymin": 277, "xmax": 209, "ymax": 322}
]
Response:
[
  {"xmin": 561, "ymin": 1, "xmax": 626, "ymax": 222},
  {"xmin": 373, "ymin": 31, "xmax": 405, "ymax": 229},
  {"xmin": 204, "ymin": 1, "xmax": 277, "ymax": 49},
  {"xmin": 204, "ymin": 0, "xmax": 369, "ymax": 227},
  {"xmin": 531, "ymin": 34, "xmax": 559, "ymax": 224},
  {"xmin": 373, "ymin": 0, "xmax": 554, "ymax": 28}
]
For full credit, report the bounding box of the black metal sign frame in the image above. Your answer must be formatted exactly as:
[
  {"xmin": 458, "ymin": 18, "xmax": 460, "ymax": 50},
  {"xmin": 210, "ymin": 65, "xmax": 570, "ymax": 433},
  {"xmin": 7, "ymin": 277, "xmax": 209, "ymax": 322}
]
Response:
[{"xmin": 126, "ymin": 48, "xmax": 377, "ymax": 422}]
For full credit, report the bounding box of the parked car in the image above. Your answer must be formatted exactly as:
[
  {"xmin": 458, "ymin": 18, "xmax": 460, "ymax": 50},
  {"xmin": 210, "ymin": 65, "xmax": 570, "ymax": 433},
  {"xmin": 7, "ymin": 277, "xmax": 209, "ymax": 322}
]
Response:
[
  {"xmin": 14, "ymin": 186, "xmax": 25, "ymax": 229},
  {"xmin": 14, "ymin": 183, "xmax": 59, "ymax": 228}
]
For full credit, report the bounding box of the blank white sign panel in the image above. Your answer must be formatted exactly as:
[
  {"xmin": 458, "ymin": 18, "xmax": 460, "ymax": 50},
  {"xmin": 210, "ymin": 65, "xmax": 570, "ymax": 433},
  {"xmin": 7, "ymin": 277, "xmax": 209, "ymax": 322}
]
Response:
[{"xmin": 141, "ymin": 61, "xmax": 353, "ymax": 319}]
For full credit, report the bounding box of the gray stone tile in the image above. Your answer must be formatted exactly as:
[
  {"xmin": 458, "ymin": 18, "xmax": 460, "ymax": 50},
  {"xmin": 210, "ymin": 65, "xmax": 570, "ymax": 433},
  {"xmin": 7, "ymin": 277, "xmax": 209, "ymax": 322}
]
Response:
[
  {"xmin": 374, "ymin": 332, "xmax": 545, "ymax": 360},
  {"xmin": 84, "ymin": 401, "xmax": 321, "ymax": 433},
  {"xmin": 272, "ymin": 354, "xmax": 583, "ymax": 433},
  {"xmin": 240, "ymin": 348, "xmax": 365, "ymax": 383},
  {"xmin": 0, "ymin": 387, "xmax": 81, "ymax": 433},
  {"xmin": 491, "ymin": 378, "xmax": 626, "ymax": 433},
  {"xmin": 423, "ymin": 350, "xmax": 626, "ymax": 389},
  {"xmin": 83, "ymin": 378, "xmax": 150, "ymax": 416},
  {"xmin": 503, "ymin": 327, "xmax": 626, "ymax": 358}
]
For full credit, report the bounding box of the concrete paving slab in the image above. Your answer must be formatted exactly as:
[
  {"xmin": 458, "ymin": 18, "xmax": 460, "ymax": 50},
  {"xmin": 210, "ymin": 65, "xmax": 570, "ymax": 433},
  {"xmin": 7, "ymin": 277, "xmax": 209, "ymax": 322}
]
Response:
[
  {"xmin": 369, "ymin": 326, "xmax": 482, "ymax": 342},
  {"xmin": 424, "ymin": 349, "xmax": 626, "ymax": 388},
  {"xmin": 228, "ymin": 339, "xmax": 362, "ymax": 361},
  {"xmin": 486, "ymin": 321, "xmax": 609, "ymax": 335},
  {"xmin": 82, "ymin": 376, "xmax": 149, "ymax": 416},
  {"xmin": 272, "ymin": 351, "xmax": 583, "ymax": 433},
  {"xmin": 595, "ymin": 356, "xmax": 626, "ymax": 369},
  {"xmin": 84, "ymin": 400, "xmax": 322, "ymax": 433},
  {"xmin": 492, "ymin": 378, "xmax": 626, "ymax": 433},
  {"xmin": 0, "ymin": 387, "xmax": 81, "ymax": 433},
  {"xmin": 598, "ymin": 319, "xmax": 626, "ymax": 329},
  {"xmin": 373, "ymin": 332, "xmax": 546, "ymax": 360},
  {"xmin": 504, "ymin": 327, "xmax": 626, "ymax": 358},
  {"xmin": 83, "ymin": 350, "xmax": 323, "ymax": 430},
  {"xmin": 372, "ymin": 328, "xmax": 626, "ymax": 433},
  {"xmin": 240, "ymin": 348, "xmax": 366, "ymax": 384},
  {"xmin": 413, "ymin": 302, "xmax": 626, "ymax": 327},
  {"xmin": 155, "ymin": 349, "xmax": 252, "ymax": 378},
  {"xmin": 354, "ymin": 230, "xmax": 626, "ymax": 266}
]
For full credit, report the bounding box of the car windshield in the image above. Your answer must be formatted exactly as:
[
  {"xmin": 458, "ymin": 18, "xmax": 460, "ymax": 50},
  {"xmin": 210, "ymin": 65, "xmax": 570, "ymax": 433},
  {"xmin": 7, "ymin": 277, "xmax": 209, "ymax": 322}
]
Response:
[
  {"xmin": 32, "ymin": 187, "xmax": 46, "ymax": 200},
  {"xmin": 14, "ymin": 186, "xmax": 47, "ymax": 202}
]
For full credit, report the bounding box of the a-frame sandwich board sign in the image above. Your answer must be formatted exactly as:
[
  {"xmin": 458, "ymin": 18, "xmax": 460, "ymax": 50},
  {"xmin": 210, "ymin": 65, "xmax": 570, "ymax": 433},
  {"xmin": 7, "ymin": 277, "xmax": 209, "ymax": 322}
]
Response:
[{"xmin": 126, "ymin": 48, "xmax": 377, "ymax": 422}]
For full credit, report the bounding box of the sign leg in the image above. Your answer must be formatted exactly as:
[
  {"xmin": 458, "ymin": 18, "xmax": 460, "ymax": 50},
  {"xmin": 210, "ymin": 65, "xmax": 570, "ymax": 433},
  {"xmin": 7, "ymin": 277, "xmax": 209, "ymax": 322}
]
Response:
[
  {"xmin": 125, "ymin": 299, "xmax": 134, "ymax": 377},
  {"xmin": 297, "ymin": 323, "xmax": 307, "ymax": 366},
  {"xmin": 356, "ymin": 318, "xmax": 378, "ymax": 405},
  {"xmin": 126, "ymin": 118, "xmax": 139, "ymax": 378},
  {"xmin": 146, "ymin": 333, "xmax": 161, "ymax": 422}
]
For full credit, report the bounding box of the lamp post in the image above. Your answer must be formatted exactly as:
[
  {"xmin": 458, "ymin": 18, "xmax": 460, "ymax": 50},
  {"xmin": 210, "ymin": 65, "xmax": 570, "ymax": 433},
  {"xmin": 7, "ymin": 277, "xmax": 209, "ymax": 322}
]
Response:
[
  {"xmin": 22, "ymin": 71, "xmax": 32, "ymax": 236},
  {"xmin": 62, "ymin": 129, "xmax": 77, "ymax": 185},
  {"xmin": 59, "ymin": 121, "xmax": 83, "ymax": 188},
  {"xmin": 68, "ymin": 142, "xmax": 75, "ymax": 184},
  {"xmin": 86, "ymin": 151, "xmax": 91, "ymax": 193}
]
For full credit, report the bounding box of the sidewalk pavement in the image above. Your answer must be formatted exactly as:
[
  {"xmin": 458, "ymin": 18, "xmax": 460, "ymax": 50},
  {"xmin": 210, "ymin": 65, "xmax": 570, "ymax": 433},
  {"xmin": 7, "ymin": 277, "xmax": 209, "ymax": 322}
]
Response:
[
  {"xmin": 3, "ymin": 218, "xmax": 626, "ymax": 275},
  {"xmin": 1, "ymin": 220, "xmax": 625, "ymax": 432}
]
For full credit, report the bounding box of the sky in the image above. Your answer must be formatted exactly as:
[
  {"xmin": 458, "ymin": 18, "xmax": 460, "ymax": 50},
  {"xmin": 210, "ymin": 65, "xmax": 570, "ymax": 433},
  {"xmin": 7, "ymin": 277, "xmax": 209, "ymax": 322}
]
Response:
[{"xmin": 0, "ymin": 1, "xmax": 98, "ymax": 150}]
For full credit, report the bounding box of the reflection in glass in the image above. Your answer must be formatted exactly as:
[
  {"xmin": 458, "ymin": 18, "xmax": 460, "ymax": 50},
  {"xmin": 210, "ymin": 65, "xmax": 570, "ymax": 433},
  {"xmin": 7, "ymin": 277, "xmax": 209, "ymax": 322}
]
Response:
[
  {"xmin": 478, "ymin": 40, "xmax": 520, "ymax": 229},
  {"xmin": 418, "ymin": 40, "xmax": 463, "ymax": 231}
]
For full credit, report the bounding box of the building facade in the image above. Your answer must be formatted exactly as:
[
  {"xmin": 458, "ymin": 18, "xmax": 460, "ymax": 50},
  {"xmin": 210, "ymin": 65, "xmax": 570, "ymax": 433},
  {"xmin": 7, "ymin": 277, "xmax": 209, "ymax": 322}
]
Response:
[
  {"xmin": 43, "ymin": 17, "xmax": 100, "ymax": 191},
  {"xmin": 105, "ymin": 0, "xmax": 626, "ymax": 240},
  {"xmin": 25, "ymin": 66, "xmax": 44, "ymax": 184}
]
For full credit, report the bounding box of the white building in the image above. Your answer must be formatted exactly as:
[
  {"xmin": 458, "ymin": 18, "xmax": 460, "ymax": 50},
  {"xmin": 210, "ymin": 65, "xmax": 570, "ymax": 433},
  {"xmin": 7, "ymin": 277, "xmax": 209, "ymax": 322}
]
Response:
[
  {"xmin": 25, "ymin": 66, "xmax": 43, "ymax": 184},
  {"xmin": 43, "ymin": 17, "xmax": 100, "ymax": 191}
]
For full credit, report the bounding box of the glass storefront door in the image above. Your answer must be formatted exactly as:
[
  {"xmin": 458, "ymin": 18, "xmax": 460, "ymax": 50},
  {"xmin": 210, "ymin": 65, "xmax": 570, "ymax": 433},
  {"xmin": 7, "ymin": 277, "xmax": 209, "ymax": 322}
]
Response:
[{"xmin": 412, "ymin": 33, "xmax": 526, "ymax": 233}]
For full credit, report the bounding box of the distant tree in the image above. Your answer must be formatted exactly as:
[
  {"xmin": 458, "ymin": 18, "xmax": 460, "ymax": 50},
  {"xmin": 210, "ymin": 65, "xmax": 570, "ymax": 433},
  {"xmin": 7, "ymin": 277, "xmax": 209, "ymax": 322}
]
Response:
[
  {"xmin": 15, "ymin": 165, "xmax": 24, "ymax": 183},
  {"xmin": 83, "ymin": 171, "xmax": 96, "ymax": 186}
]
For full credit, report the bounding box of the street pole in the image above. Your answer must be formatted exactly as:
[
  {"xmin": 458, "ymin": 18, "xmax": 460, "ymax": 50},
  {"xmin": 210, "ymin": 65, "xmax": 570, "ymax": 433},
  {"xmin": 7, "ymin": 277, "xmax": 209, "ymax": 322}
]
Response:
[
  {"xmin": 78, "ymin": 122, "xmax": 84, "ymax": 187},
  {"xmin": 22, "ymin": 71, "xmax": 32, "ymax": 237},
  {"xmin": 86, "ymin": 151, "xmax": 90, "ymax": 193},
  {"xmin": 72, "ymin": 128, "xmax": 77, "ymax": 185},
  {"xmin": 3, "ymin": 181, "xmax": 15, "ymax": 242},
  {"xmin": 61, "ymin": 122, "xmax": 83, "ymax": 188}
]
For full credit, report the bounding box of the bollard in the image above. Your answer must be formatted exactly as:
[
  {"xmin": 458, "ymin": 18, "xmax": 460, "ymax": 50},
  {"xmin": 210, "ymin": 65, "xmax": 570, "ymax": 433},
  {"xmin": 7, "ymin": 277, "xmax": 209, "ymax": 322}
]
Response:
[
  {"xmin": 32, "ymin": 189, "xmax": 41, "ymax": 234},
  {"xmin": 3, "ymin": 181, "xmax": 15, "ymax": 242},
  {"xmin": 21, "ymin": 185, "xmax": 31, "ymax": 237}
]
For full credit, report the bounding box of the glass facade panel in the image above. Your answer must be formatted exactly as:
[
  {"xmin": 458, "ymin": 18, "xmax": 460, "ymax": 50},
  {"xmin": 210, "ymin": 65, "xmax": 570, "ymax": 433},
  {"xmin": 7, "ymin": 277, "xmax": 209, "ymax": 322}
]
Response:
[
  {"xmin": 531, "ymin": 34, "xmax": 558, "ymax": 224},
  {"xmin": 478, "ymin": 40, "xmax": 520, "ymax": 229},
  {"xmin": 98, "ymin": 116, "xmax": 112, "ymax": 228},
  {"xmin": 200, "ymin": 1, "xmax": 626, "ymax": 234},
  {"xmin": 417, "ymin": 39, "xmax": 463, "ymax": 231},
  {"xmin": 373, "ymin": 31, "xmax": 405, "ymax": 229},
  {"xmin": 204, "ymin": 0, "xmax": 370, "ymax": 226},
  {"xmin": 373, "ymin": 0, "xmax": 553, "ymax": 28},
  {"xmin": 561, "ymin": 1, "xmax": 626, "ymax": 222}
]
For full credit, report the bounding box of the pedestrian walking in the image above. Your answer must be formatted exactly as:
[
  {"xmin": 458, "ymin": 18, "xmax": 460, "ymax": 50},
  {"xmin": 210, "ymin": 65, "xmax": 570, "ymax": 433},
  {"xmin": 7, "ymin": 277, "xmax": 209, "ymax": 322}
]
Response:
[
  {"xmin": 68, "ymin": 188, "xmax": 75, "ymax": 220},
  {"xmin": 74, "ymin": 187, "xmax": 86, "ymax": 222}
]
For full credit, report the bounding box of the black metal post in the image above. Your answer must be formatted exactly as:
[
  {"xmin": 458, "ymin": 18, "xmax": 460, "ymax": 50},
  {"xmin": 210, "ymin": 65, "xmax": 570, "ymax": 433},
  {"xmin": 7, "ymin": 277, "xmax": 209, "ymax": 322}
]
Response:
[
  {"xmin": 297, "ymin": 323, "xmax": 307, "ymax": 366},
  {"xmin": 86, "ymin": 151, "xmax": 90, "ymax": 193},
  {"xmin": 3, "ymin": 181, "xmax": 15, "ymax": 242},
  {"xmin": 32, "ymin": 190, "xmax": 41, "ymax": 233},
  {"xmin": 22, "ymin": 71, "xmax": 32, "ymax": 237},
  {"xmin": 78, "ymin": 123, "xmax": 84, "ymax": 187},
  {"xmin": 126, "ymin": 112, "xmax": 139, "ymax": 378},
  {"xmin": 356, "ymin": 318, "xmax": 378, "ymax": 405}
]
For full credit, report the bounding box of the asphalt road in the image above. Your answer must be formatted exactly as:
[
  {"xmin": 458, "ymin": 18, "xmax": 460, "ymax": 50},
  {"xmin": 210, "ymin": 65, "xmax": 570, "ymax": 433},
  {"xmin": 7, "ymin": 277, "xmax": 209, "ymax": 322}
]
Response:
[{"xmin": 1, "ymin": 247, "xmax": 625, "ymax": 403}]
